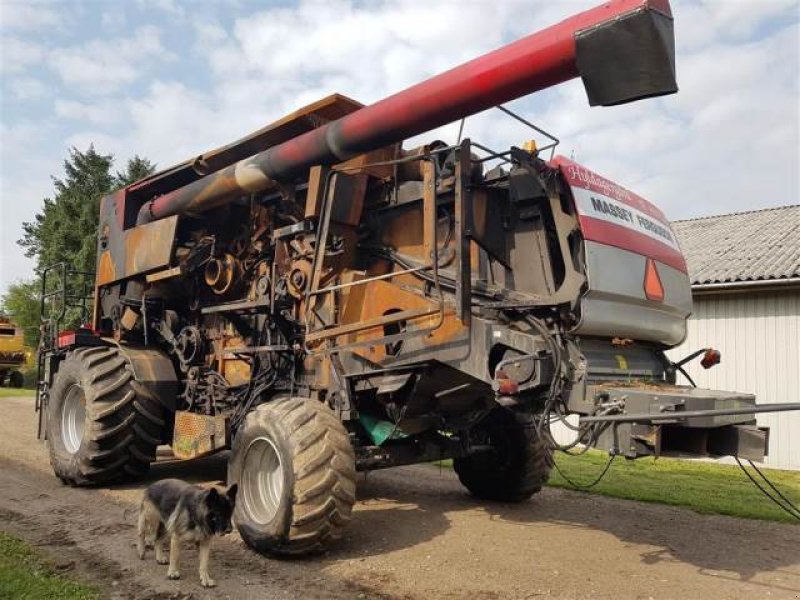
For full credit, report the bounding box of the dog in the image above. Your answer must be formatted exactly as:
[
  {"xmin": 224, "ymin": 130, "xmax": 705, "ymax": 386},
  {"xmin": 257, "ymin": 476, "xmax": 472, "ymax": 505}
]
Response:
[{"xmin": 136, "ymin": 478, "xmax": 238, "ymax": 588}]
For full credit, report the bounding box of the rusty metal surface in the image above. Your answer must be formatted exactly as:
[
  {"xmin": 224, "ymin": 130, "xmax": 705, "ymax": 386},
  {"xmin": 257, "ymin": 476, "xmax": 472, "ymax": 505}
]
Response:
[
  {"xmin": 422, "ymin": 160, "xmax": 436, "ymax": 264},
  {"xmin": 96, "ymin": 202, "xmax": 179, "ymax": 288},
  {"xmin": 172, "ymin": 410, "xmax": 229, "ymax": 460},
  {"xmin": 123, "ymin": 216, "xmax": 178, "ymax": 279},
  {"xmin": 304, "ymin": 166, "xmax": 330, "ymax": 219},
  {"xmin": 115, "ymin": 343, "xmax": 179, "ymax": 411},
  {"xmin": 454, "ymin": 141, "xmax": 472, "ymax": 325}
]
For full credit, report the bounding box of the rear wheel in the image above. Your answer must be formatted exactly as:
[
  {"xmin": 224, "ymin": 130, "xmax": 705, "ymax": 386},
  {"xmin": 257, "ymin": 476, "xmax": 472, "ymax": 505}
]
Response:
[
  {"xmin": 47, "ymin": 346, "xmax": 165, "ymax": 486},
  {"xmin": 454, "ymin": 409, "xmax": 552, "ymax": 502},
  {"xmin": 9, "ymin": 370, "xmax": 24, "ymax": 388},
  {"xmin": 228, "ymin": 397, "xmax": 356, "ymax": 556}
]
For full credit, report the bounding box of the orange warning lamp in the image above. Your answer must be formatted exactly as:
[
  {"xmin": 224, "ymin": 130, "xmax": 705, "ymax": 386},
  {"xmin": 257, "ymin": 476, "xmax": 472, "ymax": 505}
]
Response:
[{"xmin": 643, "ymin": 258, "xmax": 664, "ymax": 302}]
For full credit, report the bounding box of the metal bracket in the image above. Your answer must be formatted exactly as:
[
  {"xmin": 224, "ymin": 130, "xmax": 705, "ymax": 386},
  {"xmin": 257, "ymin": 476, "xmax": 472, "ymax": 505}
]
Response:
[{"xmin": 454, "ymin": 139, "xmax": 473, "ymax": 325}]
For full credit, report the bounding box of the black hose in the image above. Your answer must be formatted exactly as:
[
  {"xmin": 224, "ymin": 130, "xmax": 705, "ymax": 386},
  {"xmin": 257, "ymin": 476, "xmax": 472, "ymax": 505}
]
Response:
[
  {"xmin": 734, "ymin": 456, "xmax": 800, "ymax": 521},
  {"xmin": 552, "ymin": 454, "xmax": 616, "ymax": 491},
  {"xmin": 747, "ymin": 459, "xmax": 800, "ymax": 515}
]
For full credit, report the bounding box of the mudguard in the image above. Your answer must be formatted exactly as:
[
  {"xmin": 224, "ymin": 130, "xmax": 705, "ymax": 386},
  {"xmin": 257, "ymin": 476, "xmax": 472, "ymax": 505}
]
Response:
[{"xmin": 115, "ymin": 343, "xmax": 179, "ymax": 412}]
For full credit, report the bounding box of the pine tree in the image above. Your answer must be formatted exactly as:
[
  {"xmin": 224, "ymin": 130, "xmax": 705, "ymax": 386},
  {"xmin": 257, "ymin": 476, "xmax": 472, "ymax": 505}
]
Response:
[{"xmin": 4, "ymin": 147, "xmax": 156, "ymax": 347}]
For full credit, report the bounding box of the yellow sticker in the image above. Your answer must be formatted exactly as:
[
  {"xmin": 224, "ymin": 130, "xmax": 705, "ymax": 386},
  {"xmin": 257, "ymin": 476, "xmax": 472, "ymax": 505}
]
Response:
[{"xmin": 615, "ymin": 354, "xmax": 628, "ymax": 370}]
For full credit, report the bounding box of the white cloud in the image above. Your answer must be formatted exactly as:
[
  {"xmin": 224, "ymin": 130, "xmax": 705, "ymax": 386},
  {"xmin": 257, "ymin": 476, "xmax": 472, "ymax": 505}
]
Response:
[
  {"xmin": 678, "ymin": 0, "xmax": 798, "ymax": 50},
  {"xmin": 0, "ymin": 119, "xmax": 57, "ymax": 285},
  {"xmin": 47, "ymin": 26, "xmax": 173, "ymax": 94},
  {"xmin": 0, "ymin": 36, "xmax": 44, "ymax": 74},
  {"xmin": 136, "ymin": 0, "xmax": 185, "ymax": 17},
  {"xmin": 107, "ymin": 0, "xmax": 551, "ymax": 170},
  {"xmin": 8, "ymin": 76, "xmax": 47, "ymax": 99},
  {"xmin": 0, "ymin": 2, "xmax": 61, "ymax": 32},
  {"xmin": 101, "ymin": 9, "xmax": 127, "ymax": 30},
  {"xmin": 521, "ymin": 14, "xmax": 800, "ymax": 220},
  {"xmin": 192, "ymin": 19, "xmax": 226, "ymax": 46},
  {"xmin": 213, "ymin": 0, "xmax": 516, "ymax": 97},
  {"xmin": 54, "ymin": 99, "xmax": 124, "ymax": 126}
]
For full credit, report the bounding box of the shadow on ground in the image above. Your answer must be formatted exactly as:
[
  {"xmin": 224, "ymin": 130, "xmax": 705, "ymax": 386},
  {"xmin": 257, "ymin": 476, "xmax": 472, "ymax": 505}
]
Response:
[
  {"xmin": 49, "ymin": 448, "xmax": 800, "ymax": 596},
  {"xmin": 331, "ymin": 464, "xmax": 799, "ymax": 592}
]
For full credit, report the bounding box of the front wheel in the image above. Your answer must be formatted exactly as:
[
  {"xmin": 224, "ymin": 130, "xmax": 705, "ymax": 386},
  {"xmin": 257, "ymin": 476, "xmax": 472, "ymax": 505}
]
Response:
[
  {"xmin": 228, "ymin": 397, "xmax": 357, "ymax": 556},
  {"xmin": 454, "ymin": 409, "xmax": 553, "ymax": 502}
]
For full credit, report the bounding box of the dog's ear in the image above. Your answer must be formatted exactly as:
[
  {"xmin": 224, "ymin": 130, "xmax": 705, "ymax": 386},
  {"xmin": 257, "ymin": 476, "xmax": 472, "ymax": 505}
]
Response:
[
  {"xmin": 205, "ymin": 487, "xmax": 220, "ymax": 505},
  {"xmin": 227, "ymin": 483, "xmax": 238, "ymax": 502}
]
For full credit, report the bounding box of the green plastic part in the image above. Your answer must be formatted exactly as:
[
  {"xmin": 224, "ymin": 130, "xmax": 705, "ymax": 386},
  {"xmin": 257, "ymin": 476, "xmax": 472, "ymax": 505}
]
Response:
[{"xmin": 358, "ymin": 413, "xmax": 409, "ymax": 446}]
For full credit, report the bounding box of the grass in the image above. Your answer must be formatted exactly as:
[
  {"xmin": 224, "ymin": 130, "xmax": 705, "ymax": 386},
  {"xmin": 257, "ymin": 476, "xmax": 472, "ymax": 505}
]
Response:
[
  {"xmin": 0, "ymin": 532, "xmax": 98, "ymax": 600},
  {"xmin": 0, "ymin": 388, "xmax": 35, "ymax": 398},
  {"xmin": 548, "ymin": 450, "xmax": 800, "ymax": 523},
  {"xmin": 437, "ymin": 452, "xmax": 800, "ymax": 524}
]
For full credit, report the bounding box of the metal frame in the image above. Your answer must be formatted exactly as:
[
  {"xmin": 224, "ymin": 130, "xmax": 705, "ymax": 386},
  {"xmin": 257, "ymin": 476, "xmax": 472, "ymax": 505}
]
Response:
[
  {"xmin": 303, "ymin": 153, "xmax": 448, "ymax": 353},
  {"xmin": 35, "ymin": 262, "xmax": 95, "ymax": 439},
  {"xmin": 454, "ymin": 140, "xmax": 473, "ymax": 325},
  {"xmin": 39, "ymin": 262, "xmax": 95, "ymax": 350}
]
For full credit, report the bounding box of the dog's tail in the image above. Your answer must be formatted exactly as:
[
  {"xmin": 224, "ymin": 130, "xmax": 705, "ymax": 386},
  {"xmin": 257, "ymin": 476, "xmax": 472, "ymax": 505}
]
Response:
[
  {"xmin": 123, "ymin": 493, "xmax": 147, "ymax": 523},
  {"xmin": 164, "ymin": 500, "xmax": 182, "ymax": 535}
]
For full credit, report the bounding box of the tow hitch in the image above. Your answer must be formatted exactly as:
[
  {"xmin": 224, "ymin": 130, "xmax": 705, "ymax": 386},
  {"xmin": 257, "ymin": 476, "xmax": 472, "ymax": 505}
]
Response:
[{"xmin": 580, "ymin": 384, "xmax": 800, "ymax": 461}]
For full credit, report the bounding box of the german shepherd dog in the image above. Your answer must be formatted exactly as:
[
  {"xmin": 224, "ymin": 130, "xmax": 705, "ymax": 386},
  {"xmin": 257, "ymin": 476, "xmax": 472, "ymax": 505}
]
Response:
[{"xmin": 137, "ymin": 479, "xmax": 238, "ymax": 588}]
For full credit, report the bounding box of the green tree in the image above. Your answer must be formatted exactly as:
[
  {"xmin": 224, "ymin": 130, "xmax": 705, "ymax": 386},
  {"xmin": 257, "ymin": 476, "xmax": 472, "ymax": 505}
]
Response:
[
  {"xmin": 116, "ymin": 156, "xmax": 157, "ymax": 188},
  {"xmin": 9, "ymin": 146, "xmax": 156, "ymax": 348},
  {"xmin": 19, "ymin": 147, "xmax": 155, "ymax": 275}
]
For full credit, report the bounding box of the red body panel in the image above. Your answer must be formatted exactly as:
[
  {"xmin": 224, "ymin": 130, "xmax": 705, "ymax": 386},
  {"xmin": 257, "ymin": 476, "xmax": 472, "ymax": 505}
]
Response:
[{"xmin": 553, "ymin": 155, "xmax": 687, "ymax": 274}]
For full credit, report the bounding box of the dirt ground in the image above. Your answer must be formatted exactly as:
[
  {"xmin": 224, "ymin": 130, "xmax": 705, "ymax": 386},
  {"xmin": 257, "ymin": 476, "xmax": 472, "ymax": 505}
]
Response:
[{"xmin": 0, "ymin": 395, "xmax": 798, "ymax": 600}]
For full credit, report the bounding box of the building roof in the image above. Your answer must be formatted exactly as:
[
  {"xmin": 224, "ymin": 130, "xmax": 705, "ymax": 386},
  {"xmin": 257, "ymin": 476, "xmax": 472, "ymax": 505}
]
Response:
[{"xmin": 671, "ymin": 205, "xmax": 800, "ymax": 286}]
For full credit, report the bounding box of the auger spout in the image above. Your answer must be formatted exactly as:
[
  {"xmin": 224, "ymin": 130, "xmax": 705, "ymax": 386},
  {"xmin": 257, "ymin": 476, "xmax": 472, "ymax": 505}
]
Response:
[{"xmin": 137, "ymin": 0, "xmax": 676, "ymax": 224}]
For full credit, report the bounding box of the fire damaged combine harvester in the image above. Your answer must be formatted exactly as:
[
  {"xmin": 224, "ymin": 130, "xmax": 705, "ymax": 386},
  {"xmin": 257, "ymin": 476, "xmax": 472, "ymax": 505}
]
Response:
[{"xmin": 35, "ymin": 0, "xmax": 799, "ymax": 555}]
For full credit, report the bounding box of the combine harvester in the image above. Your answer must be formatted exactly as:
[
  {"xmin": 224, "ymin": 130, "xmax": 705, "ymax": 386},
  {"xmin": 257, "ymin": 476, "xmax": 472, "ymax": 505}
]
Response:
[
  {"xmin": 35, "ymin": 0, "xmax": 799, "ymax": 556},
  {"xmin": 0, "ymin": 316, "xmax": 26, "ymax": 388}
]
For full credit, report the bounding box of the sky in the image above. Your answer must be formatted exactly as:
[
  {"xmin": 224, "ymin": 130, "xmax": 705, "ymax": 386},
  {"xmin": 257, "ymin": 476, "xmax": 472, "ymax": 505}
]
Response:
[{"xmin": 1, "ymin": 0, "xmax": 798, "ymax": 294}]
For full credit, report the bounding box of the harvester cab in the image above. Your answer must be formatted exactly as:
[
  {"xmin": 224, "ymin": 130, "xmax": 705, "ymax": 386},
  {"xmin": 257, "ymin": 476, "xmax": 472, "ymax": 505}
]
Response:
[{"xmin": 34, "ymin": 0, "xmax": 799, "ymax": 555}]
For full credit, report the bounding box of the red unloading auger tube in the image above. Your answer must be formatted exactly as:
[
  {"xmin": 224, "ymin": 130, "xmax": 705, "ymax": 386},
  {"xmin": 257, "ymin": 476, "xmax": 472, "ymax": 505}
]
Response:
[{"xmin": 137, "ymin": 0, "xmax": 676, "ymax": 224}]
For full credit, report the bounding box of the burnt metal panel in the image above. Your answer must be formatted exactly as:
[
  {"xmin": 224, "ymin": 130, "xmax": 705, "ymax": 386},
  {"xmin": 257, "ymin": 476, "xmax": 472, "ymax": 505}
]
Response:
[
  {"xmin": 116, "ymin": 343, "xmax": 179, "ymax": 412},
  {"xmin": 329, "ymin": 171, "xmax": 368, "ymax": 227},
  {"xmin": 470, "ymin": 188, "xmax": 509, "ymax": 267},
  {"xmin": 454, "ymin": 140, "xmax": 473, "ymax": 326},
  {"xmin": 172, "ymin": 411, "xmax": 229, "ymax": 459},
  {"xmin": 123, "ymin": 216, "xmax": 178, "ymax": 280},
  {"xmin": 96, "ymin": 189, "xmax": 178, "ymax": 288}
]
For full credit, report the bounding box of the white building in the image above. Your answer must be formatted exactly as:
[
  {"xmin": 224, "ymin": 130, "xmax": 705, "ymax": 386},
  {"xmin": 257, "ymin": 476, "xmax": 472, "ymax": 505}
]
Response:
[{"xmin": 668, "ymin": 205, "xmax": 800, "ymax": 470}]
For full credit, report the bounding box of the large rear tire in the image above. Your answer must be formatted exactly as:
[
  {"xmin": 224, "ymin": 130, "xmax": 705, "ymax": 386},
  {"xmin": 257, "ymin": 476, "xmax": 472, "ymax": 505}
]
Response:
[
  {"xmin": 454, "ymin": 409, "xmax": 552, "ymax": 502},
  {"xmin": 9, "ymin": 370, "xmax": 24, "ymax": 388},
  {"xmin": 47, "ymin": 346, "xmax": 165, "ymax": 486},
  {"xmin": 228, "ymin": 397, "xmax": 356, "ymax": 556}
]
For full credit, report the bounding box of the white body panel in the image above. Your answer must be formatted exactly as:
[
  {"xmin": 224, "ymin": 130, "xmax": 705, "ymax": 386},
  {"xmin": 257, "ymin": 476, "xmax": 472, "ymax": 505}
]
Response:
[{"xmin": 667, "ymin": 289, "xmax": 800, "ymax": 470}]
